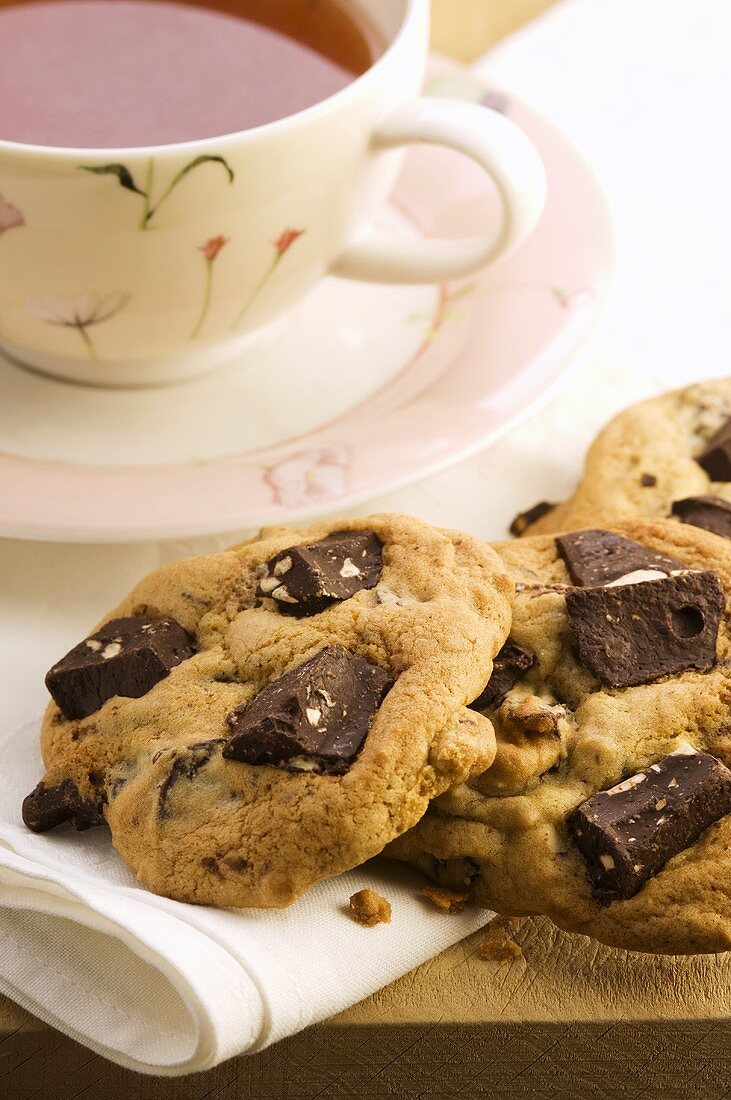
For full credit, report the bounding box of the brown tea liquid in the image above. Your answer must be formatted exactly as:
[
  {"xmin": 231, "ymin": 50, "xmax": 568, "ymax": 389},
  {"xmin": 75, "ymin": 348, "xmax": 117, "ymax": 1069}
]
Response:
[{"xmin": 0, "ymin": 0, "xmax": 384, "ymax": 148}]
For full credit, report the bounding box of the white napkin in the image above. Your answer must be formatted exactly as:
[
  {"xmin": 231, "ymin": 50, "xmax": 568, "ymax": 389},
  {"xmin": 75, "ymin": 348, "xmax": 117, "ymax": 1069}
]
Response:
[{"xmin": 0, "ymin": 717, "xmax": 490, "ymax": 1075}]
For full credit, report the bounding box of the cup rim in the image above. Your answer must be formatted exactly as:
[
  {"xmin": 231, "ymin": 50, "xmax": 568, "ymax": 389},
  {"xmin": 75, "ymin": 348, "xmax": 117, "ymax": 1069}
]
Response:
[{"xmin": 0, "ymin": 0, "xmax": 421, "ymax": 161}]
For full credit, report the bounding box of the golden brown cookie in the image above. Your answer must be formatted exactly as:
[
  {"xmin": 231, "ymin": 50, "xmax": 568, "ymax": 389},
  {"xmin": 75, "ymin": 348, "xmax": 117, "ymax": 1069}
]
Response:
[
  {"xmin": 511, "ymin": 379, "xmax": 731, "ymax": 537},
  {"xmin": 388, "ymin": 519, "xmax": 731, "ymax": 954},
  {"xmin": 24, "ymin": 514, "xmax": 512, "ymax": 908}
]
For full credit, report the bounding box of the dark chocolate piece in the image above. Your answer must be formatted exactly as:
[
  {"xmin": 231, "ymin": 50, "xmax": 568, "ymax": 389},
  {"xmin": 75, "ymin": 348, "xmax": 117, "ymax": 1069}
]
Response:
[
  {"xmin": 696, "ymin": 417, "xmax": 731, "ymax": 480},
  {"xmin": 566, "ymin": 571, "xmax": 723, "ymax": 688},
  {"xmin": 509, "ymin": 501, "xmax": 556, "ymax": 537},
  {"xmin": 672, "ymin": 495, "xmax": 731, "ymax": 539},
  {"xmin": 258, "ymin": 530, "xmax": 383, "ymax": 615},
  {"xmin": 46, "ymin": 616, "xmax": 195, "ymax": 720},
  {"xmin": 469, "ymin": 643, "xmax": 536, "ymax": 712},
  {"xmin": 157, "ymin": 739, "xmax": 225, "ymax": 819},
  {"xmin": 556, "ymin": 529, "xmax": 685, "ymax": 587},
  {"xmin": 640, "ymin": 473, "xmax": 657, "ymax": 487},
  {"xmin": 223, "ymin": 645, "xmax": 392, "ymax": 774},
  {"xmin": 569, "ymin": 749, "xmax": 731, "ymax": 902},
  {"xmin": 22, "ymin": 780, "xmax": 105, "ymax": 834}
]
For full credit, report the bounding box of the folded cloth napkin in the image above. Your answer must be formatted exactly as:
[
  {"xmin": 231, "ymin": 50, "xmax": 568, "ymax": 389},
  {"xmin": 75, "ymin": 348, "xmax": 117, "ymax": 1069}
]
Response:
[{"xmin": 0, "ymin": 718, "xmax": 491, "ymax": 1075}]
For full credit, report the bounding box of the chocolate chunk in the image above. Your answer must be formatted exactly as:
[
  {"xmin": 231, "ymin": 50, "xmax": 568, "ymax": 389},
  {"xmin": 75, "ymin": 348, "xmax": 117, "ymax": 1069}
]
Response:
[
  {"xmin": 556, "ymin": 529, "xmax": 686, "ymax": 587},
  {"xmin": 22, "ymin": 779, "xmax": 105, "ymax": 833},
  {"xmin": 569, "ymin": 749, "xmax": 731, "ymax": 902},
  {"xmin": 46, "ymin": 616, "xmax": 195, "ymax": 720},
  {"xmin": 470, "ymin": 643, "xmax": 536, "ymax": 712},
  {"xmin": 157, "ymin": 739, "xmax": 225, "ymax": 819},
  {"xmin": 696, "ymin": 417, "xmax": 731, "ymax": 480},
  {"xmin": 672, "ymin": 495, "xmax": 731, "ymax": 539},
  {"xmin": 258, "ymin": 531, "xmax": 382, "ymax": 615},
  {"xmin": 566, "ymin": 571, "xmax": 723, "ymax": 688},
  {"xmin": 223, "ymin": 645, "xmax": 392, "ymax": 775},
  {"xmin": 509, "ymin": 501, "xmax": 556, "ymax": 537},
  {"xmin": 640, "ymin": 473, "xmax": 657, "ymax": 487}
]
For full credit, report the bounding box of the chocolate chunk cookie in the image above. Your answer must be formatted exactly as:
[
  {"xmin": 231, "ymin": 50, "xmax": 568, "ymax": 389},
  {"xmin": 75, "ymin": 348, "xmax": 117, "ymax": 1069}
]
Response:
[
  {"xmin": 387, "ymin": 519, "xmax": 731, "ymax": 953},
  {"xmin": 510, "ymin": 378, "xmax": 731, "ymax": 537},
  {"xmin": 26, "ymin": 514, "xmax": 512, "ymax": 908}
]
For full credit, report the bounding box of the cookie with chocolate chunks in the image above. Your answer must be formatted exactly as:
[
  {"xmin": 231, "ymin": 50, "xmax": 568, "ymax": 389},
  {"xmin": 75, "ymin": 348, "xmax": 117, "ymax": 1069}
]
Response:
[
  {"xmin": 507, "ymin": 379, "xmax": 731, "ymax": 536},
  {"xmin": 46, "ymin": 616, "xmax": 195, "ymax": 720},
  {"xmin": 556, "ymin": 529, "xmax": 685, "ymax": 587},
  {"xmin": 25, "ymin": 514, "xmax": 512, "ymax": 909},
  {"xmin": 258, "ymin": 530, "xmax": 382, "ymax": 614},
  {"xmin": 672, "ymin": 496, "xmax": 731, "ymax": 539},
  {"xmin": 570, "ymin": 749, "xmax": 731, "ymax": 903},
  {"xmin": 224, "ymin": 646, "xmax": 391, "ymax": 774},
  {"xmin": 387, "ymin": 520, "xmax": 731, "ymax": 953},
  {"xmin": 566, "ymin": 571, "xmax": 723, "ymax": 688}
]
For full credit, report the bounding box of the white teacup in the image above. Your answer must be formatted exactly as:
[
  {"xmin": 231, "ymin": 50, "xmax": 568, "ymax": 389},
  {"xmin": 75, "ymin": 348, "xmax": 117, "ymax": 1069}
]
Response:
[{"xmin": 0, "ymin": 0, "xmax": 546, "ymax": 387}]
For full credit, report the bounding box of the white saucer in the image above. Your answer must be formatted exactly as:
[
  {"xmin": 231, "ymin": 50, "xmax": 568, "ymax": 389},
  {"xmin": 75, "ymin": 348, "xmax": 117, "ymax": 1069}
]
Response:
[{"xmin": 0, "ymin": 64, "xmax": 612, "ymax": 541}]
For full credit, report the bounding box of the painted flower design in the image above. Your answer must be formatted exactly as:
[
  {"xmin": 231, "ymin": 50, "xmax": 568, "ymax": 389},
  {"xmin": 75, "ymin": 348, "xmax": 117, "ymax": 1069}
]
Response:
[
  {"xmin": 27, "ymin": 291, "xmax": 130, "ymax": 359},
  {"xmin": 409, "ymin": 282, "xmax": 476, "ymax": 346},
  {"xmin": 263, "ymin": 446, "xmax": 349, "ymax": 508},
  {"xmin": 231, "ymin": 227, "xmax": 306, "ymax": 330},
  {"xmin": 80, "ymin": 154, "xmax": 234, "ymax": 230},
  {"xmin": 200, "ymin": 234, "xmax": 229, "ymax": 262},
  {"xmin": 551, "ymin": 286, "xmax": 596, "ymax": 310},
  {"xmin": 0, "ymin": 192, "xmax": 24, "ymax": 236},
  {"xmin": 191, "ymin": 234, "xmax": 230, "ymax": 339},
  {"xmin": 274, "ymin": 228, "xmax": 306, "ymax": 255}
]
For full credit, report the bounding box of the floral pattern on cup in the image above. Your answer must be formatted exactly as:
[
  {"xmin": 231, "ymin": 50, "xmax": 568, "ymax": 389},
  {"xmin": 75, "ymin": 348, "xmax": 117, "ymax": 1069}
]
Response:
[
  {"xmin": 0, "ymin": 192, "xmax": 24, "ymax": 237},
  {"xmin": 263, "ymin": 445, "xmax": 349, "ymax": 508},
  {"xmin": 231, "ymin": 228, "xmax": 306, "ymax": 330},
  {"xmin": 191, "ymin": 235, "xmax": 230, "ymax": 339},
  {"xmin": 80, "ymin": 155, "xmax": 234, "ymax": 230},
  {"xmin": 26, "ymin": 292, "xmax": 130, "ymax": 359}
]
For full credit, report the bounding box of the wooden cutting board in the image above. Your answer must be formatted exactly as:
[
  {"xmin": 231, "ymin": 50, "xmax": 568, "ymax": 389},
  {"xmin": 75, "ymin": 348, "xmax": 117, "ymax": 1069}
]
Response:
[{"xmin": 3, "ymin": 914, "xmax": 730, "ymax": 1098}]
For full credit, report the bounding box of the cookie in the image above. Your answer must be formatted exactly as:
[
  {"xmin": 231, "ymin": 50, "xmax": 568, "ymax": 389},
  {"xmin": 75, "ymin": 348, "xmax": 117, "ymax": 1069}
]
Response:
[
  {"xmin": 387, "ymin": 519, "xmax": 731, "ymax": 954},
  {"xmin": 24, "ymin": 514, "xmax": 513, "ymax": 908},
  {"xmin": 510, "ymin": 379, "xmax": 731, "ymax": 537}
]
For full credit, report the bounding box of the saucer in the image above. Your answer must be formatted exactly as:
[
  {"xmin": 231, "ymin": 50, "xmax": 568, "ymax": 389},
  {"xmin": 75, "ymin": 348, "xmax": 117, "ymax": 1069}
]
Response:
[{"xmin": 0, "ymin": 63, "xmax": 612, "ymax": 542}]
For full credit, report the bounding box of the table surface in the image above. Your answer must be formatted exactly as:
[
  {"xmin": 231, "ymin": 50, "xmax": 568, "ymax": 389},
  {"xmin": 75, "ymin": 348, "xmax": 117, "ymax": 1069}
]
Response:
[
  {"xmin": 4, "ymin": 914, "xmax": 731, "ymax": 1097},
  {"xmin": 5, "ymin": 0, "xmax": 731, "ymax": 1094}
]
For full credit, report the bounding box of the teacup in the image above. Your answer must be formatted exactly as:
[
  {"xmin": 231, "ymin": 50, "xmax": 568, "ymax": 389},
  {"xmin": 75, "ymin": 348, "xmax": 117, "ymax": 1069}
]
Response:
[{"xmin": 0, "ymin": 0, "xmax": 546, "ymax": 387}]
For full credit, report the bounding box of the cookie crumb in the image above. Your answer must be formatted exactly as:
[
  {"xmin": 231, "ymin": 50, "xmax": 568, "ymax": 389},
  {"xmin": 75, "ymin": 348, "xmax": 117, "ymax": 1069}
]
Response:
[
  {"xmin": 478, "ymin": 915, "xmax": 523, "ymax": 962},
  {"xmin": 478, "ymin": 938, "xmax": 523, "ymax": 963},
  {"xmin": 349, "ymin": 888, "xmax": 391, "ymax": 927},
  {"xmin": 488, "ymin": 914, "xmax": 519, "ymax": 934},
  {"xmin": 422, "ymin": 885, "xmax": 469, "ymax": 913}
]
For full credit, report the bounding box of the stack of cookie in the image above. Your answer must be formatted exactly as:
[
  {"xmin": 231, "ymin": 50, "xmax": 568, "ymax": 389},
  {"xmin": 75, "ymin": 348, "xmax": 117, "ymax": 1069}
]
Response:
[
  {"xmin": 23, "ymin": 380, "xmax": 731, "ymax": 955},
  {"xmin": 391, "ymin": 378, "xmax": 731, "ymax": 954}
]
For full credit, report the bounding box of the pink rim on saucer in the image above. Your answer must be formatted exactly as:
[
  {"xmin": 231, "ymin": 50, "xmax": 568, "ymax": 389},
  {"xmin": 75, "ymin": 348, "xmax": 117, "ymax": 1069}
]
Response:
[{"xmin": 0, "ymin": 66, "xmax": 612, "ymax": 542}]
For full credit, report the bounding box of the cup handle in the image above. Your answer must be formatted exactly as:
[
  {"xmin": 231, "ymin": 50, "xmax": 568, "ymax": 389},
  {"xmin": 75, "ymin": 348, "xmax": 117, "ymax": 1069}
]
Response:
[{"xmin": 330, "ymin": 97, "xmax": 547, "ymax": 283}]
